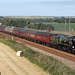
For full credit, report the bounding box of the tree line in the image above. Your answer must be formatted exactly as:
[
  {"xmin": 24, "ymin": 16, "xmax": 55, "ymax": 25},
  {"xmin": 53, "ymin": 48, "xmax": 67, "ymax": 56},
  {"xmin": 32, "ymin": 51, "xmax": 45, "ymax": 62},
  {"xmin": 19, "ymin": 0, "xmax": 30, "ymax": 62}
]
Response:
[
  {"xmin": 0, "ymin": 18, "xmax": 54, "ymax": 31},
  {"xmin": 0, "ymin": 17, "xmax": 75, "ymax": 31}
]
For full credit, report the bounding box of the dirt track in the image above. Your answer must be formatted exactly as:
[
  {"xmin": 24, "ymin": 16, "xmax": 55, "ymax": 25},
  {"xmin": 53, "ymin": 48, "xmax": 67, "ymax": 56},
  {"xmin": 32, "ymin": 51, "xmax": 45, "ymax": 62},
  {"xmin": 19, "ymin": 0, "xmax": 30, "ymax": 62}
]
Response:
[{"xmin": 0, "ymin": 43, "xmax": 49, "ymax": 75}]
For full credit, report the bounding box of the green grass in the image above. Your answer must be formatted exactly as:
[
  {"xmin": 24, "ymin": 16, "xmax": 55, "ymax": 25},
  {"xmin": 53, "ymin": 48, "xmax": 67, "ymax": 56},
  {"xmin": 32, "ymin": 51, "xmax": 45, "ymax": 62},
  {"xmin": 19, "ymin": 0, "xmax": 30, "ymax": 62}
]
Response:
[
  {"xmin": 0, "ymin": 36, "xmax": 75, "ymax": 75},
  {"xmin": 43, "ymin": 22, "xmax": 75, "ymax": 32}
]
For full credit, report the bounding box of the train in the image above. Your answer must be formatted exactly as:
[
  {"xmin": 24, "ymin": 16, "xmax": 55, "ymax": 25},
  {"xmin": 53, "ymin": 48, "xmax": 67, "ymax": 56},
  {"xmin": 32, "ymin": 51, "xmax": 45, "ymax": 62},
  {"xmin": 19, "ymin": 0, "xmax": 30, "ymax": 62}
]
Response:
[{"xmin": 0, "ymin": 25, "xmax": 75, "ymax": 54}]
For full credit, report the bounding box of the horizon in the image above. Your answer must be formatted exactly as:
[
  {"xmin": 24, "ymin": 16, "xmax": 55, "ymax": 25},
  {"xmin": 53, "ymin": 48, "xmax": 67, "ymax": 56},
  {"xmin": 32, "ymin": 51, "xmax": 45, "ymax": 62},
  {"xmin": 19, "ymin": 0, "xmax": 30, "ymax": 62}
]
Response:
[{"xmin": 0, "ymin": 0, "xmax": 75, "ymax": 16}]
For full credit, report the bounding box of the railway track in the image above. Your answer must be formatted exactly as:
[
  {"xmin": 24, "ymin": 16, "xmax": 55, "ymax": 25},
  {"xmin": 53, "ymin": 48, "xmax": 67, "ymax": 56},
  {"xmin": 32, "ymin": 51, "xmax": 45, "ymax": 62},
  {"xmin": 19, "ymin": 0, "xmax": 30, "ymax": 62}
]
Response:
[{"xmin": 0, "ymin": 32, "xmax": 75, "ymax": 62}]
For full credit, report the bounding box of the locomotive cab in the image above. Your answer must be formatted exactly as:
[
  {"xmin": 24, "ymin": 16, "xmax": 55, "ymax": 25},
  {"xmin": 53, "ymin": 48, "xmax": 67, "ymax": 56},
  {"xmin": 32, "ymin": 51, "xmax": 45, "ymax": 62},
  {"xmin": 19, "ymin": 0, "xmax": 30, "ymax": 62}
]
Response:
[
  {"xmin": 72, "ymin": 36, "xmax": 75, "ymax": 50},
  {"xmin": 69, "ymin": 36, "xmax": 75, "ymax": 53}
]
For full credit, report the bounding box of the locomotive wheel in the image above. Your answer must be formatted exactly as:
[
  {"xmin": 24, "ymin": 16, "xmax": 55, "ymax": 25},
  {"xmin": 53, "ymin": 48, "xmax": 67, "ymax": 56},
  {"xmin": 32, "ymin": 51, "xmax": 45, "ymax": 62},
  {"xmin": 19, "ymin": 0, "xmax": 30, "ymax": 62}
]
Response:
[
  {"xmin": 68, "ymin": 50, "xmax": 71, "ymax": 53},
  {"xmin": 72, "ymin": 51, "xmax": 75, "ymax": 54},
  {"xmin": 58, "ymin": 46, "xmax": 62, "ymax": 50},
  {"xmin": 62, "ymin": 46, "xmax": 66, "ymax": 51},
  {"xmin": 67, "ymin": 47, "xmax": 71, "ymax": 53}
]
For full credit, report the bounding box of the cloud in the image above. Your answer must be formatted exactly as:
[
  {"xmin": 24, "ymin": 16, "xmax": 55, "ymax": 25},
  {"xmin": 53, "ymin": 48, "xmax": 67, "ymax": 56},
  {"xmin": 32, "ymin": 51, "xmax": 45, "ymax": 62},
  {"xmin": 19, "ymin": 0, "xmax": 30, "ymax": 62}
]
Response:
[
  {"xmin": 42, "ymin": 0, "xmax": 75, "ymax": 5},
  {"xmin": 60, "ymin": 0, "xmax": 75, "ymax": 5}
]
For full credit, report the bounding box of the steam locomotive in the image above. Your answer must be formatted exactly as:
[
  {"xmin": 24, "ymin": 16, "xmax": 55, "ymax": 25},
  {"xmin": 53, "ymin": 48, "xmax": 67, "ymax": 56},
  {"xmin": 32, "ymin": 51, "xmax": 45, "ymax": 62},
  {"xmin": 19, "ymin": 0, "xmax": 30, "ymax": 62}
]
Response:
[{"xmin": 0, "ymin": 25, "xmax": 75, "ymax": 54}]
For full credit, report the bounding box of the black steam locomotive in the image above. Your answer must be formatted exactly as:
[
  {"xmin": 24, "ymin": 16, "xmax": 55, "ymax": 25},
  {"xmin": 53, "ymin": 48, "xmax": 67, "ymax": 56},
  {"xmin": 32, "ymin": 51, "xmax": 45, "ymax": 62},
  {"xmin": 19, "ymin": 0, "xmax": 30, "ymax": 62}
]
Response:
[{"xmin": 50, "ymin": 34, "xmax": 75, "ymax": 53}]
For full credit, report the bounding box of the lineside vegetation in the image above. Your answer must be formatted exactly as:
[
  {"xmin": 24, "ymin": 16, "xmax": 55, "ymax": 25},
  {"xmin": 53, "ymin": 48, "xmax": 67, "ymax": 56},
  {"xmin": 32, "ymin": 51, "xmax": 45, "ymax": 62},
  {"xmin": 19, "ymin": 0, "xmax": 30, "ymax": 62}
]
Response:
[{"xmin": 0, "ymin": 36, "xmax": 75, "ymax": 75}]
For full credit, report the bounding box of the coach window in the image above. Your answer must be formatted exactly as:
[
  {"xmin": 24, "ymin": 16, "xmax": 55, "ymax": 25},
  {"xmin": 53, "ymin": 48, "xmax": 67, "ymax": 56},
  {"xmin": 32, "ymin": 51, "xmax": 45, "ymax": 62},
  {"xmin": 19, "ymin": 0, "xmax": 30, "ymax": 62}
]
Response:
[{"xmin": 43, "ymin": 37, "xmax": 47, "ymax": 40}]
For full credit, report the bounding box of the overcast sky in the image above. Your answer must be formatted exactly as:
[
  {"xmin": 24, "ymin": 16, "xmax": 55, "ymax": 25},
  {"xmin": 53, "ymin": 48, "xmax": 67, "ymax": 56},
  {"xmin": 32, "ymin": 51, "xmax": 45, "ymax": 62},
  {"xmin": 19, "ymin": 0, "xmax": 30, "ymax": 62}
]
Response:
[{"xmin": 0, "ymin": 0, "xmax": 75, "ymax": 16}]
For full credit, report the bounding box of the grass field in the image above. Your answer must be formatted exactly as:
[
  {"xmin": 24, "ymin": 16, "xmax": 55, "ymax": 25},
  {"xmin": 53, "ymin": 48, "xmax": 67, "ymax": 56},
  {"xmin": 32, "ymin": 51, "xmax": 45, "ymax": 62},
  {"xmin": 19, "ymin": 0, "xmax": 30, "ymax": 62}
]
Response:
[
  {"xmin": 43, "ymin": 22, "xmax": 75, "ymax": 32},
  {"xmin": 31, "ymin": 22, "xmax": 75, "ymax": 32}
]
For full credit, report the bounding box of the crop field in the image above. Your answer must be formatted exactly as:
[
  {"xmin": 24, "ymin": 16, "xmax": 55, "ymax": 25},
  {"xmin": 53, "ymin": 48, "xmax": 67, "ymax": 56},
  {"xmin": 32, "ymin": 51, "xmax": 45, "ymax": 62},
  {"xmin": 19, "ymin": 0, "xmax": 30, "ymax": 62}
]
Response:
[
  {"xmin": 5, "ymin": 16, "xmax": 53, "ymax": 19},
  {"xmin": 43, "ymin": 22, "xmax": 75, "ymax": 32}
]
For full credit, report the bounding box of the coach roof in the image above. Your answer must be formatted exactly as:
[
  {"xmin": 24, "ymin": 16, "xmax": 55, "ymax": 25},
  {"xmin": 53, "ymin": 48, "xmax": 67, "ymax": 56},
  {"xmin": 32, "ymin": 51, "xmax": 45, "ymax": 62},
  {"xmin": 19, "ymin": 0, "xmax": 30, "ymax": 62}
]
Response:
[{"xmin": 14, "ymin": 28, "xmax": 52, "ymax": 36}]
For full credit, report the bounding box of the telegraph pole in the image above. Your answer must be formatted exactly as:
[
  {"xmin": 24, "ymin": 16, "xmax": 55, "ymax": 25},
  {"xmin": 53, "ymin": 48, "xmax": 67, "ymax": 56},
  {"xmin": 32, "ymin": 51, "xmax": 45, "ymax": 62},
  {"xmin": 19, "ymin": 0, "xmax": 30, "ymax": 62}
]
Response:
[
  {"xmin": 27, "ymin": 21, "xmax": 28, "ymax": 28},
  {"xmin": 65, "ymin": 20, "xmax": 66, "ymax": 32},
  {"xmin": 69, "ymin": 16, "xmax": 71, "ymax": 33},
  {"xmin": 69, "ymin": 12, "xmax": 72, "ymax": 33}
]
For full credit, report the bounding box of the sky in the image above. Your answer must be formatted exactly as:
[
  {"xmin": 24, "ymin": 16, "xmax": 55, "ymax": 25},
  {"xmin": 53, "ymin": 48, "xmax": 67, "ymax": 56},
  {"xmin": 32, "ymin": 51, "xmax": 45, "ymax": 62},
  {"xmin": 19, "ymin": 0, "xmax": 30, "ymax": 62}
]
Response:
[{"xmin": 0, "ymin": 0, "xmax": 75, "ymax": 16}]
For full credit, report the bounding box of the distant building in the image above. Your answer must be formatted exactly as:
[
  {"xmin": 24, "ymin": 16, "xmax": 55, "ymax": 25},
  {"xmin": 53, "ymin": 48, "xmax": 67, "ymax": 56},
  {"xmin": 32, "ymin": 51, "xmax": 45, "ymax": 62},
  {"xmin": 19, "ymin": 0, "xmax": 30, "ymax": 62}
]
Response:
[
  {"xmin": 46, "ymin": 30, "xmax": 50, "ymax": 33},
  {"xmin": 0, "ymin": 23, "xmax": 2, "ymax": 25},
  {"xmin": 44, "ymin": 30, "xmax": 50, "ymax": 33},
  {"xmin": 0, "ymin": 16, "xmax": 4, "ymax": 19}
]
